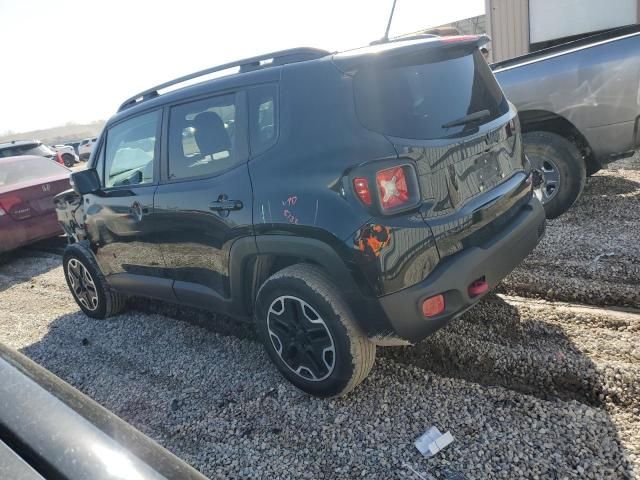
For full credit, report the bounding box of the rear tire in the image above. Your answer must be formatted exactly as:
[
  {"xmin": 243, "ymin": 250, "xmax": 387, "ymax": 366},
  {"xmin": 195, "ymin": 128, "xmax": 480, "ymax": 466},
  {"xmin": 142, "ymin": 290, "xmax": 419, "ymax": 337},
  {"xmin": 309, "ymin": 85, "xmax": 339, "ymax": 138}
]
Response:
[
  {"xmin": 62, "ymin": 153, "xmax": 74, "ymax": 167},
  {"xmin": 63, "ymin": 243, "xmax": 126, "ymax": 318},
  {"xmin": 524, "ymin": 131, "xmax": 586, "ymax": 219},
  {"xmin": 255, "ymin": 264, "xmax": 376, "ymax": 398}
]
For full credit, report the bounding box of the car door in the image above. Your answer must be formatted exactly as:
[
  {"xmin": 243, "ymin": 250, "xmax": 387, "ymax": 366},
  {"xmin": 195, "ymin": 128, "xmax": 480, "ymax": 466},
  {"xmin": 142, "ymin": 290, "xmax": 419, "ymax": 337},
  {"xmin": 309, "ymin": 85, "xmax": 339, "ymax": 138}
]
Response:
[
  {"xmin": 83, "ymin": 110, "xmax": 173, "ymax": 298},
  {"xmin": 154, "ymin": 91, "xmax": 253, "ymax": 310}
]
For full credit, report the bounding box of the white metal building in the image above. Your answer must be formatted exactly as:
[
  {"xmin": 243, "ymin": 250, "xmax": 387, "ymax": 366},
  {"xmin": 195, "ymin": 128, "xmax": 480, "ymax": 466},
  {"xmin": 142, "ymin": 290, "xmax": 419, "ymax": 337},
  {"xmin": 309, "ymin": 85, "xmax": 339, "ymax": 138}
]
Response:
[{"xmin": 485, "ymin": 0, "xmax": 640, "ymax": 62}]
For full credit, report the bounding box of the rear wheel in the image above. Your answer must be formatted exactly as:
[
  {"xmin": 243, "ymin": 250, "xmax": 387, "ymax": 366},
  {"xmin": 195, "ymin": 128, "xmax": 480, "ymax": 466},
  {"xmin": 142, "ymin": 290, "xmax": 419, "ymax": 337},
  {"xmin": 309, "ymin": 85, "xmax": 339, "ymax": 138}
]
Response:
[
  {"xmin": 524, "ymin": 131, "xmax": 586, "ymax": 219},
  {"xmin": 63, "ymin": 243, "xmax": 126, "ymax": 318},
  {"xmin": 62, "ymin": 153, "xmax": 75, "ymax": 167},
  {"xmin": 255, "ymin": 264, "xmax": 376, "ymax": 397}
]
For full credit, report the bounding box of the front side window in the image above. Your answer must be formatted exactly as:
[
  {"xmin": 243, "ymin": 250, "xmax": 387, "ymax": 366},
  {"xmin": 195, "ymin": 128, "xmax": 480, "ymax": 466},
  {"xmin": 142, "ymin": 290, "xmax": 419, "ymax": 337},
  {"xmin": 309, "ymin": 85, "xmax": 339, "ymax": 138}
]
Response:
[
  {"xmin": 168, "ymin": 93, "xmax": 243, "ymax": 180},
  {"xmin": 104, "ymin": 111, "xmax": 159, "ymax": 188}
]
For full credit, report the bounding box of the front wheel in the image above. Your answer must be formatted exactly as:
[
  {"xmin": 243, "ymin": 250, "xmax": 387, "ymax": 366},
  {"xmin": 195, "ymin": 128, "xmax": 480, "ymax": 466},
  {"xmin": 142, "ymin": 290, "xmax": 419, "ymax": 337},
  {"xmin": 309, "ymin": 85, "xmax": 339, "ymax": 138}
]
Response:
[
  {"xmin": 63, "ymin": 243, "xmax": 126, "ymax": 318},
  {"xmin": 523, "ymin": 131, "xmax": 586, "ymax": 219},
  {"xmin": 255, "ymin": 264, "xmax": 376, "ymax": 398}
]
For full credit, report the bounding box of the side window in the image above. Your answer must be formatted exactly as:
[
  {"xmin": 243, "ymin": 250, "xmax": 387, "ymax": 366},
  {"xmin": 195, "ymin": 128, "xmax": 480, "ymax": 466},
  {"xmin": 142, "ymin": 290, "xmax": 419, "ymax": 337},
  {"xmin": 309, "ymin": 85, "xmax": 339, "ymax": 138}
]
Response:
[
  {"xmin": 104, "ymin": 111, "xmax": 160, "ymax": 188},
  {"xmin": 249, "ymin": 84, "xmax": 278, "ymax": 156},
  {"xmin": 168, "ymin": 93, "xmax": 244, "ymax": 180},
  {"xmin": 92, "ymin": 138, "xmax": 105, "ymax": 184}
]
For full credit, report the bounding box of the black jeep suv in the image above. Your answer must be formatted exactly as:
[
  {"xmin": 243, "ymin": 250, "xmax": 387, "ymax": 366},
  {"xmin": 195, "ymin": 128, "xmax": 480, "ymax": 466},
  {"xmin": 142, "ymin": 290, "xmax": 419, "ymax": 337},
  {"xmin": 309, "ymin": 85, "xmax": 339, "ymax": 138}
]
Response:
[{"xmin": 56, "ymin": 37, "xmax": 545, "ymax": 397}]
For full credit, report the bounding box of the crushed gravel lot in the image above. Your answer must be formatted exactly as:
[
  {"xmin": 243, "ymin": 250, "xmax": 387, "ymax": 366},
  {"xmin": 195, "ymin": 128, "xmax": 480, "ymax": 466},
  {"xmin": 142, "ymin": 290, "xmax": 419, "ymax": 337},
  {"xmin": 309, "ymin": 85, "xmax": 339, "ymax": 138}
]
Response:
[{"xmin": 0, "ymin": 153, "xmax": 638, "ymax": 479}]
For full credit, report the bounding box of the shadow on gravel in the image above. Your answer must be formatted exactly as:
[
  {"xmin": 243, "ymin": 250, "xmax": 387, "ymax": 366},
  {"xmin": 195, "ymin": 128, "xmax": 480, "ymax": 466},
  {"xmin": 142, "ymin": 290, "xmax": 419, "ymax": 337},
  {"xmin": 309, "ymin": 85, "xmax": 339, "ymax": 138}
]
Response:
[
  {"xmin": 582, "ymin": 174, "xmax": 640, "ymax": 197},
  {"xmin": 127, "ymin": 297, "xmax": 258, "ymax": 341},
  {"xmin": 383, "ymin": 293, "xmax": 634, "ymax": 475},
  {"xmin": 383, "ymin": 295, "xmax": 596, "ymax": 405}
]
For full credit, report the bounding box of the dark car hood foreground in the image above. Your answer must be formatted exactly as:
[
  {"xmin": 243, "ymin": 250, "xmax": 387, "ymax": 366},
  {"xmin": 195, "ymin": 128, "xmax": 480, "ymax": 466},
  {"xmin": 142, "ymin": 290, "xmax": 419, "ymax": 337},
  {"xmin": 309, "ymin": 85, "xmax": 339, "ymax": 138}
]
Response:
[{"xmin": 0, "ymin": 343, "xmax": 208, "ymax": 480}]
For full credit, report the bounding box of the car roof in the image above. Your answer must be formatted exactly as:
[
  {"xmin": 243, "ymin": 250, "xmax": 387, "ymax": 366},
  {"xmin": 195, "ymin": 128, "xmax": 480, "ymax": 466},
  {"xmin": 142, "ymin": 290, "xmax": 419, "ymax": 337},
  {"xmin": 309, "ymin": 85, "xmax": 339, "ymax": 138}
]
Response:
[
  {"xmin": 107, "ymin": 47, "xmax": 332, "ymax": 127},
  {"xmin": 0, "ymin": 139, "xmax": 40, "ymax": 151}
]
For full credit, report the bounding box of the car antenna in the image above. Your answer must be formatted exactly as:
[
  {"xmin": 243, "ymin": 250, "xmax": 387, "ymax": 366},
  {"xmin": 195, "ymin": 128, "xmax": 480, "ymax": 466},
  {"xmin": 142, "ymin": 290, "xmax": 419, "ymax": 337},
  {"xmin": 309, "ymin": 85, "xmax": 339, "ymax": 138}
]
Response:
[{"xmin": 370, "ymin": 0, "xmax": 398, "ymax": 45}]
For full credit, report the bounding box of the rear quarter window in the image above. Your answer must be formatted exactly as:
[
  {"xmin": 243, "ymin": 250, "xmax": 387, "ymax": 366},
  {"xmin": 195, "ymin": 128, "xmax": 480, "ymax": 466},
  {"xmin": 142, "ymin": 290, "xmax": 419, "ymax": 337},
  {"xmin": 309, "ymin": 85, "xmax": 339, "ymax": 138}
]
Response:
[
  {"xmin": 0, "ymin": 144, "xmax": 54, "ymax": 158},
  {"xmin": 248, "ymin": 84, "xmax": 278, "ymax": 156},
  {"xmin": 353, "ymin": 49, "xmax": 508, "ymax": 140}
]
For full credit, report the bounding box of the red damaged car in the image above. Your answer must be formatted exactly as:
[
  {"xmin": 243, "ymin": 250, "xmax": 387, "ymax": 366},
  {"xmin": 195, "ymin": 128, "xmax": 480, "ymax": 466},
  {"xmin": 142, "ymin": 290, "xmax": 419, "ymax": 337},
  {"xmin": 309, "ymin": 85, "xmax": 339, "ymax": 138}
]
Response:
[{"xmin": 0, "ymin": 155, "xmax": 71, "ymax": 253}]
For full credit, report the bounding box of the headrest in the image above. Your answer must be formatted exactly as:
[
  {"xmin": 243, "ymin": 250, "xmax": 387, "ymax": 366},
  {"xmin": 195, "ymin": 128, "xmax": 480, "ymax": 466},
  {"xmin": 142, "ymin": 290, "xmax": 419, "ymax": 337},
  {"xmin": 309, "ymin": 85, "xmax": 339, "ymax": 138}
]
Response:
[{"xmin": 193, "ymin": 111, "xmax": 231, "ymax": 156}]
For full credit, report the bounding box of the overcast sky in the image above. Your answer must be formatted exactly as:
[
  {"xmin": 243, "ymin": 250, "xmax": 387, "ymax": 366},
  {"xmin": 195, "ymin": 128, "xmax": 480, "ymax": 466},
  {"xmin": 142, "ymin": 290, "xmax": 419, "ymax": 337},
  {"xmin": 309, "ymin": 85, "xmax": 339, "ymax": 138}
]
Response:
[{"xmin": 0, "ymin": 0, "xmax": 484, "ymax": 134}]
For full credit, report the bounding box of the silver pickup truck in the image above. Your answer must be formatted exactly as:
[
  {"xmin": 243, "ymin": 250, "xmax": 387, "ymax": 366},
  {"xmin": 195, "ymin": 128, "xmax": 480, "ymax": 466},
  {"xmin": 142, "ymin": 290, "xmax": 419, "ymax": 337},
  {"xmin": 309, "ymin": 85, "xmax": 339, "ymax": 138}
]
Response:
[{"xmin": 493, "ymin": 25, "xmax": 640, "ymax": 218}]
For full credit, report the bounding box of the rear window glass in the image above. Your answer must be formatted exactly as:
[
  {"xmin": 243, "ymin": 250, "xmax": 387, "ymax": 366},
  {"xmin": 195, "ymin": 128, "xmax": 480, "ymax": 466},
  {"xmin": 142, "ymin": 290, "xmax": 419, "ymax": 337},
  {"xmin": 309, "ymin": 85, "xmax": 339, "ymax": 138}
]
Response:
[
  {"xmin": 353, "ymin": 49, "xmax": 508, "ymax": 140},
  {"xmin": 0, "ymin": 143, "xmax": 54, "ymax": 158},
  {"xmin": 0, "ymin": 157, "xmax": 68, "ymax": 187},
  {"xmin": 249, "ymin": 84, "xmax": 278, "ymax": 156}
]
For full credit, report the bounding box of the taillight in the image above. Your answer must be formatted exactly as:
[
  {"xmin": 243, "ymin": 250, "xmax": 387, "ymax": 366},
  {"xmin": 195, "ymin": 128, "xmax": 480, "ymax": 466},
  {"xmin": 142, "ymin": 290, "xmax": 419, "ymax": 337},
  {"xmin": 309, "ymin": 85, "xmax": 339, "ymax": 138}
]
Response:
[
  {"xmin": 376, "ymin": 166, "xmax": 410, "ymax": 210},
  {"xmin": 353, "ymin": 178, "xmax": 371, "ymax": 205},
  {"xmin": 55, "ymin": 152, "xmax": 64, "ymax": 165},
  {"xmin": 0, "ymin": 194, "xmax": 29, "ymax": 218},
  {"xmin": 352, "ymin": 163, "xmax": 420, "ymax": 214},
  {"xmin": 0, "ymin": 195, "xmax": 23, "ymax": 213}
]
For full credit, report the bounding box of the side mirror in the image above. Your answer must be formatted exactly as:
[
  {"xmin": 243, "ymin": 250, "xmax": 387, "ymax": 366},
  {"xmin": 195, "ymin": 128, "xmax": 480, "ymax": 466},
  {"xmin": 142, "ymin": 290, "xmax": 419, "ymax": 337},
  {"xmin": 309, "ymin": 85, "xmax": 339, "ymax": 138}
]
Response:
[{"xmin": 71, "ymin": 169, "xmax": 101, "ymax": 195}]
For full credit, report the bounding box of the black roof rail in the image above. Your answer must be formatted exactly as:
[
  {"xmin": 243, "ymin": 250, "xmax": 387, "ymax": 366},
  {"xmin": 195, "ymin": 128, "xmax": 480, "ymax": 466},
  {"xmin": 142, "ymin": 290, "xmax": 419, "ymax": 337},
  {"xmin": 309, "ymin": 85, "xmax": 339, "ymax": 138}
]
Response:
[{"xmin": 118, "ymin": 47, "xmax": 330, "ymax": 112}]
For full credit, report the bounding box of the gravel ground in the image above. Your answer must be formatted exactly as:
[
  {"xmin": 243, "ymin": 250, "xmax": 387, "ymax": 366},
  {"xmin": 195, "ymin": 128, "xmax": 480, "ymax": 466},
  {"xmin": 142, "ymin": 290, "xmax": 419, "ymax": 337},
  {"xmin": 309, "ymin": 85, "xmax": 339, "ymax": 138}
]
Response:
[
  {"xmin": 501, "ymin": 153, "xmax": 640, "ymax": 308},
  {"xmin": 0, "ymin": 154, "xmax": 639, "ymax": 479}
]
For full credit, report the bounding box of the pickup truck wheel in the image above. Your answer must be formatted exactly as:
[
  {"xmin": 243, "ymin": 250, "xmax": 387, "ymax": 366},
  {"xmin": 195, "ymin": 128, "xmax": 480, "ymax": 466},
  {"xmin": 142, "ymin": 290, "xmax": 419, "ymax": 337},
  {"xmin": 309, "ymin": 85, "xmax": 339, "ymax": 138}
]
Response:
[
  {"xmin": 524, "ymin": 131, "xmax": 586, "ymax": 219},
  {"xmin": 63, "ymin": 243, "xmax": 126, "ymax": 319},
  {"xmin": 255, "ymin": 264, "xmax": 376, "ymax": 398}
]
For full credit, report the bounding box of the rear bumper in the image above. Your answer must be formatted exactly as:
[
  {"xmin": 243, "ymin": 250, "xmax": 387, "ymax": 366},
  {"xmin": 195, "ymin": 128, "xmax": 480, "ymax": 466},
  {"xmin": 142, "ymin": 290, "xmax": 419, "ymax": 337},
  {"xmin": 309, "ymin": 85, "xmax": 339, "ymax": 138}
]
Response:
[
  {"xmin": 0, "ymin": 214, "xmax": 62, "ymax": 253},
  {"xmin": 378, "ymin": 197, "xmax": 545, "ymax": 343}
]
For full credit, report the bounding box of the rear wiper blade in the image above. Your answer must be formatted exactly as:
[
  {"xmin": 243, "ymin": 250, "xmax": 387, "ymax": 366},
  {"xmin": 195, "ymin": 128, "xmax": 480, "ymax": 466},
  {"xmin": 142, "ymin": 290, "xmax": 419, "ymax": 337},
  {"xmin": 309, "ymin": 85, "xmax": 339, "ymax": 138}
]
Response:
[{"xmin": 442, "ymin": 109, "xmax": 490, "ymax": 129}]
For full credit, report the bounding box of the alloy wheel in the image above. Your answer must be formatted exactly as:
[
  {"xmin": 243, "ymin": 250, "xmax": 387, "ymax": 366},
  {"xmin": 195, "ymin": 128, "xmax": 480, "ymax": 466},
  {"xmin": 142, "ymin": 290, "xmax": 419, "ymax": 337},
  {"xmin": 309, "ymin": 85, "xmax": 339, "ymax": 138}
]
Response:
[
  {"xmin": 67, "ymin": 258, "xmax": 99, "ymax": 311},
  {"xmin": 267, "ymin": 295, "xmax": 336, "ymax": 381}
]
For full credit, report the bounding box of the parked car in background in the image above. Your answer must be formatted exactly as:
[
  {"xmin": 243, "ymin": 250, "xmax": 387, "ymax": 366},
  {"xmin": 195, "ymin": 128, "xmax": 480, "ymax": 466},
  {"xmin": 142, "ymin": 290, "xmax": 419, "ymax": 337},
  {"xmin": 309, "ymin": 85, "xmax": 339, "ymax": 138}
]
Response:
[
  {"xmin": 0, "ymin": 155, "xmax": 70, "ymax": 253},
  {"xmin": 0, "ymin": 139, "xmax": 73, "ymax": 167},
  {"xmin": 0, "ymin": 139, "xmax": 57, "ymax": 160},
  {"xmin": 57, "ymin": 39, "xmax": 545, "ymax": 397},
  {"xmin": 50, "ymin": 144, "xmax": 79, "ymax": 166},
  {"xmin": 64, "ymin": 139, "xmax": 82, "ymax": 155},
  {"xmin": 493, "ymin": 24, "xmax": 640, "ymax": 218},
  {"xmin": 78, "ymin": 137, "xmax": 97, "ymax": 160},
  {"xmin": 0, "ymin": 343, "xmax": 208, "ymax": 480}
]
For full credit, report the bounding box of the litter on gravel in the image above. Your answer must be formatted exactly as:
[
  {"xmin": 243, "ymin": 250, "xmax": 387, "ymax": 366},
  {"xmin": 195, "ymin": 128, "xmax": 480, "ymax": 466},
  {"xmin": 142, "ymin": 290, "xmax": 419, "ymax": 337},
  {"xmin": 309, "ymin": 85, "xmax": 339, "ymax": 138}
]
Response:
[{"xmin": 415, "ymin": 426, "xmax": 455, "ymax": 457}]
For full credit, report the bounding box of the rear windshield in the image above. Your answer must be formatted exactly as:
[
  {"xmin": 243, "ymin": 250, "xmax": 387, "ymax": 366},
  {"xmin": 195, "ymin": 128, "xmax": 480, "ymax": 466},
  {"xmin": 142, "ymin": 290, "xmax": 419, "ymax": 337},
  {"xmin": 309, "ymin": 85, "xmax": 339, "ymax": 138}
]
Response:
[
  {"xmin": 0, "ymin": 143, "xmax": 55, "ymax": 158},
  {"xmin": 0, "ymin": 157, "xmax": 68, "ymax": 187},
  {"xmin": 353, "ymin": 49, "xmax": 509, "ymax": 140}
]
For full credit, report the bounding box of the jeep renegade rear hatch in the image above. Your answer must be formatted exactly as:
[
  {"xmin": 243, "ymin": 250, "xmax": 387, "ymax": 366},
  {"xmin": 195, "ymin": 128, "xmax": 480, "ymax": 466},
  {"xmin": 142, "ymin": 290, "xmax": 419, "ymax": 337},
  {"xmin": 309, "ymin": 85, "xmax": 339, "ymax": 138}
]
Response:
[{"xmin": 337, "ymin": 37, "xmax": 531, "ymax": 260}]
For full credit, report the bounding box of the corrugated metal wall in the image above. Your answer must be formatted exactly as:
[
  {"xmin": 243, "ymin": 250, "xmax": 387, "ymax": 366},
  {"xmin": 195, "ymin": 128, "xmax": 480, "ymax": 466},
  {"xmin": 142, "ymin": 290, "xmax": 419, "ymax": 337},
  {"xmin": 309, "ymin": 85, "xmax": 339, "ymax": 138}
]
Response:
[{"xmin": 485, "ymin": 0, "xmax": 530, "ymax": 62}]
